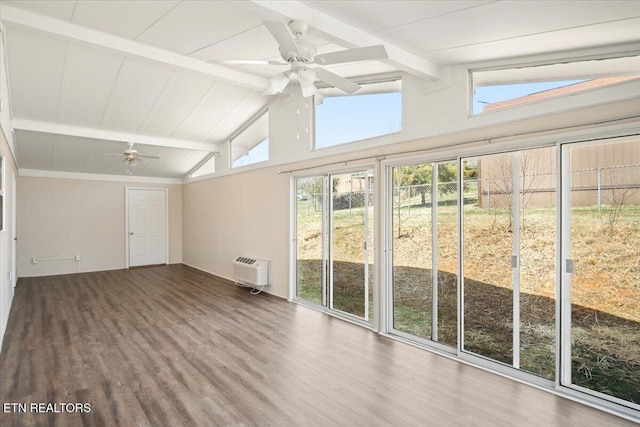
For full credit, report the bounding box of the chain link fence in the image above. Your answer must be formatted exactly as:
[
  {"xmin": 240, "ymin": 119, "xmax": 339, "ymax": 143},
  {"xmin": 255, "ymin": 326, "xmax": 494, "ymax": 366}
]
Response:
[{"xmin": 299, "ymin": 164, "xmax": 640, "ymax": 216}]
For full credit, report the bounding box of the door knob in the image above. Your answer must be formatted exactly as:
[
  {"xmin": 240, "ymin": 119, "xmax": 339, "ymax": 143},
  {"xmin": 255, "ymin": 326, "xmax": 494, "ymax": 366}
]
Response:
[{"xmin": 129, "ymin": 232, "xmax": 134, "ymax": 236}]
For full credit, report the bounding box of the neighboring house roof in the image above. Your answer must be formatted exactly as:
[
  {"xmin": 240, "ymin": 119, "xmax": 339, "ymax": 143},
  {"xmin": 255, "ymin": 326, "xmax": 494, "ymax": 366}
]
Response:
[{"xmin": 484, "ymin": 76, "xmax": 640, "ymax": 112}]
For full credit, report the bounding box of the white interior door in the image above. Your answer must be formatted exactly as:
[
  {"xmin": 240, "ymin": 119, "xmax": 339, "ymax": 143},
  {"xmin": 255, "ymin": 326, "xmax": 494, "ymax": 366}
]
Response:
[{"xmin": 128, "ymin": 188, "xmax": 168, "ymax": 267}]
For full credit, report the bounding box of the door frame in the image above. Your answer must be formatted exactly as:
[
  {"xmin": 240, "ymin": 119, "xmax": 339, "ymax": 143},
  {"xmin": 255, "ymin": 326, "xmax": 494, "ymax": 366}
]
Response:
[{"xmin": 125, "ymin": 187, "xmax": 169, "ymax": 269}]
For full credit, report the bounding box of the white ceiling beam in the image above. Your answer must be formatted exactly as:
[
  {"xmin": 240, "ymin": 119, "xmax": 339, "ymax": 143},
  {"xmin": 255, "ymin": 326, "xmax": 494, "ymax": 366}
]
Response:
[
  {"xmin": 12, "ymin": 119, "xmax": 221, "ymax": 152},
  {"xmin": 237, "ymin": 0, "xmax": 440, "ymax": 80},
  {"xmin": 0, "ymin": 4, "xmax": 270, "ymax": 92}
]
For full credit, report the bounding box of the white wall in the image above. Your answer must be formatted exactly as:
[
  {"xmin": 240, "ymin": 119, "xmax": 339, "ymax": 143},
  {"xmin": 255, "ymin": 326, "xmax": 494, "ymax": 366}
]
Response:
[
  {"xmin": 17, "ymin": 177, "xmax": 182, "ymax": 277},
  {"xmin": 182, "ymin": 69, "xmax": 640, "ymax": 299},
  {"xmin": 0, "ymin": 130, "xmax": 17, "ymax": 348},
  {"xmin": 182, "ymin": 167, "xmax": 291, "ymax": 296},
  {"xmin": 0, "ymin": 24, "xmax": 17, "ymax": 349}
]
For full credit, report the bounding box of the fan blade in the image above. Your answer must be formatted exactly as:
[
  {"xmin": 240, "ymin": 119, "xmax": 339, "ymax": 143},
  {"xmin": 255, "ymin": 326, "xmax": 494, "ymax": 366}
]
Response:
[
  {"xmin": 263, "ymin": 20, "xmax": 300, "ymax": 57},
  {"xmin": 300, "ymin": 83, "xmax": 317, "ymax": 98},
  {"xmin": 314, "ymin": 45, "xmax": 388, "ymax": 65},
  {"xmin": 104, "ymin": 153, "xmax": 123, "ymax": 157},
  {"xmin": 315, "ymin": 68, "xmax": 361, "ymax": 94},
  {"xmin": 138, "ymin": 155, "xmax": 160, "ymax": 160},
  {"xmin": 206, "ymin": 59, "xmax": 287, "ymax": 66},
  {"xmin": 263, "ymin": 71, "xmax": 293, "ymax": 95}
]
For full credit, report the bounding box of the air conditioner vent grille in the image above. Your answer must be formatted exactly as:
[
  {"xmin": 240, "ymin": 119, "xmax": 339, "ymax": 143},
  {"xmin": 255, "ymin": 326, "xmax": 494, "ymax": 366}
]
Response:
[{"xmin": 235, "ymin": 257, "xmax": 256, "ymax": 265}]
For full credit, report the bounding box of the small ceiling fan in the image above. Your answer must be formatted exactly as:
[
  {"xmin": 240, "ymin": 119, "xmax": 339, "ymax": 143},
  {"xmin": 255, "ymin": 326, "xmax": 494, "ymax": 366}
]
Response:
[
  {"xmin": 212, "ymin": 19, "xmax": 389, "ymax": 97},
  {"xmin": 104, "ymin": 142, "xmax": 160, "ymax": 172}
]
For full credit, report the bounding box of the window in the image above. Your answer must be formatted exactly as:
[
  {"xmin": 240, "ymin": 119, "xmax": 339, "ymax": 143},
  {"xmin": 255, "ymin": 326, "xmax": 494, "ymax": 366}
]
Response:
[
  {"xmin": 230, "ymin": 111, "xmax": 269, "ymax": 169},
  {"xmin": 315, "ymin": 79, "xmax": 401, "ymax": 149},
  {"xmin": 190, "ymin": 155, "xmax": 216, "ymax": 178},
  {"xmin": 471, "ymin": 55, "xmax": 640, "ymax": 115},
  {"xmin": 232, "ymin": 138, "xmax": 268, "ymax": 168}
]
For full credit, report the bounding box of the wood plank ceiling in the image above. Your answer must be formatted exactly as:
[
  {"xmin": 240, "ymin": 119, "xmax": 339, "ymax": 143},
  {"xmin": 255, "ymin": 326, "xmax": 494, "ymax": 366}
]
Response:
[{"xmin": 1, "ymin": 1, "xmax": 638, "ymax": 179}]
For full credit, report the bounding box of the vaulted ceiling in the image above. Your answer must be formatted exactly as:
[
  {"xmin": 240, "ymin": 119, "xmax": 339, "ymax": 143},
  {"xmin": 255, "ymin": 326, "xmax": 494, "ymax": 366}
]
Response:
[{"xmin": 1, "ymin": 1, "xmax": 638, "ymax": 179}]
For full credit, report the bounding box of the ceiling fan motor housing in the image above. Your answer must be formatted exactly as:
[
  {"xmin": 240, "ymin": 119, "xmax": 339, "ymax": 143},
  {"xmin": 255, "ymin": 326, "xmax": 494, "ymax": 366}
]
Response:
[{"xmin": 280, "ymin": 40, "xmax": 316, "ymax": 63}]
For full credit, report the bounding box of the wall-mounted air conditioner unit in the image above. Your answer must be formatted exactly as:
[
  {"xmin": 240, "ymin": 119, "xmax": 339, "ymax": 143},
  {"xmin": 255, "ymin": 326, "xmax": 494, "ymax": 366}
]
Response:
[{"xmin": 233, "ymin": 256, "xmax": 270, "ymax": 288}]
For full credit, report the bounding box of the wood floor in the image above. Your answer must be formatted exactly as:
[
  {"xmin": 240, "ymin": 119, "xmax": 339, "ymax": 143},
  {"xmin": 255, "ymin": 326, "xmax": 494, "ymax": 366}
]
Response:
[{"xmin": 0, "ymin": 265, "xmax": 634, "ymax": 426}]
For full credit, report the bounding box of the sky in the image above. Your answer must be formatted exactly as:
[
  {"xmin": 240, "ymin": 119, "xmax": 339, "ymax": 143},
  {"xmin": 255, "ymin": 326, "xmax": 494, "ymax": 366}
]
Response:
[{"xmin": 315, "ymin": 92, "xmax": 402, "ymax": 149}]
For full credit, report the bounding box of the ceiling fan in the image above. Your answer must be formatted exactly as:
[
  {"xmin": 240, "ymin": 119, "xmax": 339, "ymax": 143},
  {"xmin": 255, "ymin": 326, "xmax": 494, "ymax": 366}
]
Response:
[
  {"xmin": 104, "ymin": 142, "xmax": 160, "ymax": 172},
  {"xmin": 212, "ymin": 19, "xmax": 389, "ymax": 97}
]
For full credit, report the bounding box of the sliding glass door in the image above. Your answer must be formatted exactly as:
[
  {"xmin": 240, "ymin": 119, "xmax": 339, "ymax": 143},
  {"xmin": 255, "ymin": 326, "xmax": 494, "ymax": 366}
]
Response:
[
  {"xmin": 461, "ymin": 148, "xmax": 556, "ymax": 379},
  {"xmin": 295, "ymin": 169, "xmax": 374, "ymax": 323},
  {"xmin": 390, "ymin": 161, "xmax": 458, "ymax": 348},
  {"xmin": 563, "ymin": 138, "xmax": 640, "ymax": 406},
  {"xmin": 388, "ymin": 149, "xmax": 556, "ymax": 377}
]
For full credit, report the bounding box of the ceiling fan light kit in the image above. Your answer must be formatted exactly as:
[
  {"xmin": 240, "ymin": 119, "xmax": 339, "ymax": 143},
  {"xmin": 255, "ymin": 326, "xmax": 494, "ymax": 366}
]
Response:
[{"xmin": 212, "ymin": 19, "xmax": 388, "ymax": 98}]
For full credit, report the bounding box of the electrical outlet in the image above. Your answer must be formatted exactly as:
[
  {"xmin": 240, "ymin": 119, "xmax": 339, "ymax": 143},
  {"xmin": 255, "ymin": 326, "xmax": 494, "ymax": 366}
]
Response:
[
  {"xmin": 75, "ymin": 255, "xmax": 81, "ymax": 261},
  {"xmin": 31, "ymin": 257, "xmax": 38, "ymax": 264}
]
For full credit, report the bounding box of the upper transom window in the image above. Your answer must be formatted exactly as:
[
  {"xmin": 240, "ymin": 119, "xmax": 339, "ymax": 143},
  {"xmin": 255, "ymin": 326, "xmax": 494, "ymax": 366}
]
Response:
[
  {"xmin": 315, "ymin": 79, "xmax": 402, "ymax": 150},
  {"xmin": 471, "ymin": 55, "xmax": 640, "ymax": 115}
]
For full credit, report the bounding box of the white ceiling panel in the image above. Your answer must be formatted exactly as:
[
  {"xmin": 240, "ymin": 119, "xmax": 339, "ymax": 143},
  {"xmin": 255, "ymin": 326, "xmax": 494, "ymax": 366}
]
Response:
[
  {"xmin": 4, "ymin": 26, "xmax": 67, "ymax": 121},
  {"xmin": 377, "ymin": 1, "xmax": 640, "ymax": 56},
  {"xmin": 100, "ymin": 58, "xmax": 174, "ymax": 133},
  {"xmin": 171, "ymin": 82, "xmax": 252, "ymax": 142},
  {"xmin": 58, "ymin": 44, "xmax": 124, "ymax": 127},
  {"xmin": 1, "ymin": 0, "xmax": 77, "ymax": 22},
  {"xmin": 50, "ymin": 133, "xmax": 96, "ymax": 170},
  {"xmin": 14, "ymin": 130, "xmax": 55, "ymax": 170},
  {"xmin": 305, "ymin": 0, "xmax": 491, "ymax": 34},
  {"xmin": 426, "ymin": 18, "xmax": 640, "ymax": 65},
  {"xmin": 71, "ymin": 0, "xmax": 181, "ymax": 40},
  {"xmin": 193, "ymin": 25, "xmax": 280, "ymax": 62},
  {"xmin": 136, "ymin": 1, "xmax": 263, "ymax": 55},
  {"xmin": 139, "ymin": 72, "xmax": 216, "ymax": 138},
  {"xmin": 205, "ymin": 92, "xmax": 269, "ymax": 142}
]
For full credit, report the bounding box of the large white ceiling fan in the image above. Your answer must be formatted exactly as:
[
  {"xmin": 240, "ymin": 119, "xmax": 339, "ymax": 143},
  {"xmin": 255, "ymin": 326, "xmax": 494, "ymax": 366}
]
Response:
[{"xmin": 213, "ymin": 19, "xmax": 389, "ymax": 98}]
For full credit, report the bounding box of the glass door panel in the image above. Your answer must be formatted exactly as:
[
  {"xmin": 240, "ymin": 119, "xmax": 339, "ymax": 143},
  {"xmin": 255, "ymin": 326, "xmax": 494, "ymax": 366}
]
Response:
[
  {"xmin": 567, "ymin": 139, "xmax": 640, "ymax": 405},
  {"xmin": 330, "ymin": 171, "xmax": 372, "ymax": 320},
  {"xmin": 519, "ymin": 147, "xmax": 556, "ymax": 379},
  {"xmin": 435, "ymin": 162, "xmax": 458, "ymax": 347},
  {"xmin": 295, "ymin": 176, "xmax": 326, "ymax": 305},
  {"xmin": 390, "ymin": 161, "xmax": 458, "ymax": 347},
  {"xmin": 462, "ymin": 154, "xmax": 514, "ymax": 365},
  {"xmin": 392, "ymin": 163, "xmax": 433, "ymax": 339}
]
